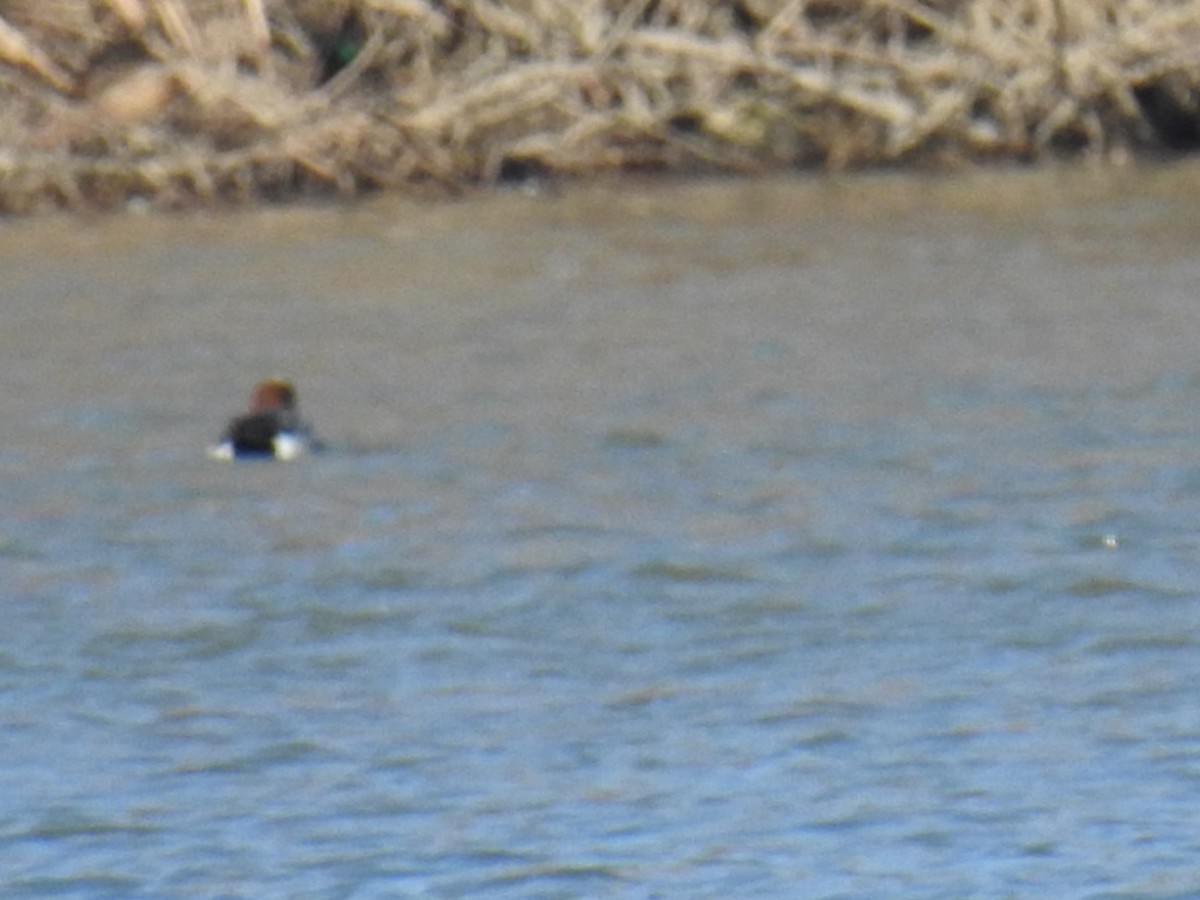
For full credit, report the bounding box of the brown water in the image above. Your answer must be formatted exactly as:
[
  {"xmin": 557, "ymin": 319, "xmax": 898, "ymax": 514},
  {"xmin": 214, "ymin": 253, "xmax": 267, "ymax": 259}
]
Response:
[{"xmin": 5, "ymin": 166, "xmax": 1200, "ymax": 896}]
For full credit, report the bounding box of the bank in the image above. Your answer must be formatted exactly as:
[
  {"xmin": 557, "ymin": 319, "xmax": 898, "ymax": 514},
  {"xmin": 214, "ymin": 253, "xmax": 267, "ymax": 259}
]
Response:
[{"xmin": 0, "ymin": 0, "xmax": 1196, "ymax": 213}]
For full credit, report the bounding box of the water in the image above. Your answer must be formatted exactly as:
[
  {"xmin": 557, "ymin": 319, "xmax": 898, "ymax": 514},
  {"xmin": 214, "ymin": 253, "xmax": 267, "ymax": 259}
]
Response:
[{"xmin": 5, "ymin": 167, "xmax": 1200, "ymax": 897}]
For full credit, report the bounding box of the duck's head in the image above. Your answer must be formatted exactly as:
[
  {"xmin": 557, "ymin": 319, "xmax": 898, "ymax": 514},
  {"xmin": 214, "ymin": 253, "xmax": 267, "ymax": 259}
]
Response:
[{"xmin": 250, "ymin": 379, "xmax": 297, "ymax": 413}]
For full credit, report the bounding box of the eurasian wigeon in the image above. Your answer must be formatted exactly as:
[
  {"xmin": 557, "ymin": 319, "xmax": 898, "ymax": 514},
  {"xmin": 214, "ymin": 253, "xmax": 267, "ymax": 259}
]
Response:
[{"xmin": 209, "ymin": 379, "xmax": 315, "ymax": 461}]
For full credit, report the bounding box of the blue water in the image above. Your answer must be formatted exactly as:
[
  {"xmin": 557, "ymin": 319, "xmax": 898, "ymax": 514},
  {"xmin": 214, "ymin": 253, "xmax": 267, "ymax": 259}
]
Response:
[{"xmin": 5, "ymin": 172, "xmax": 1200, "ymax": 897}]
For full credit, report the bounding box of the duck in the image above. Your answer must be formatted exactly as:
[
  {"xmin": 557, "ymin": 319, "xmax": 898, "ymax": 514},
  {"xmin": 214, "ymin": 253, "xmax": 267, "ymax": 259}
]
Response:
[{"xmin": 208, "ymin": 379, "xmax": 315, "ymax": 461}]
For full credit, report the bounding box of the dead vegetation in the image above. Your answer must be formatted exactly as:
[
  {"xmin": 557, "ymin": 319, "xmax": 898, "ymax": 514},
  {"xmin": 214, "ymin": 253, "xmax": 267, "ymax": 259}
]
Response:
[{"xmin": 0, "ymin": 0, "xmax": 1197, "ymax": 212}]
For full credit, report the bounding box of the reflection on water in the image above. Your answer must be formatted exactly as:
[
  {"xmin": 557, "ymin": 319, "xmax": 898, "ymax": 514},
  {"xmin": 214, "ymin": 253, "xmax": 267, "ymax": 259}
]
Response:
[{"xmin": 5, "ymin": 167, "xmax": 1200, "ymax": 895}]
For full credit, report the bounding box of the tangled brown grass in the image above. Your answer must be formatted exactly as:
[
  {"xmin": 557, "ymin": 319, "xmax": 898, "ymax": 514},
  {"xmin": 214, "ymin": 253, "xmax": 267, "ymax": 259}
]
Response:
[{"xmin": 0, "ymin": 0, "xmax": 1196, "ymax": 212}]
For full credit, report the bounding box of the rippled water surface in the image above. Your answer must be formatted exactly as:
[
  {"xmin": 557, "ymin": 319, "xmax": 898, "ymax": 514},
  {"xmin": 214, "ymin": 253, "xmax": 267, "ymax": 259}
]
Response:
[{"xmin": 6, "ymin": 168, "xmax": 1200, "ymax": 897}]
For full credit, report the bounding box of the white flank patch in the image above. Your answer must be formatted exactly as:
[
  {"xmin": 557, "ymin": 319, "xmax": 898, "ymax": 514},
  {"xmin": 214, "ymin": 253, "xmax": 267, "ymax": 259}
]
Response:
[
  {"xmin": 273, "ymin": 432, "xmax": 305, "ymax": 461},
  {"xmin": 207, "ymin": 441, "xmax": 235, "ymax": 462}
]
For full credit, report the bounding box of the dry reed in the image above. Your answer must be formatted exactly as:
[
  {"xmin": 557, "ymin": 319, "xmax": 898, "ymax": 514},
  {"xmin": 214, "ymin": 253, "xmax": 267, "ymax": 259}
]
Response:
[{"xmin": 0, "ymin": 0, "xmax": 1195, "ymax": 212}]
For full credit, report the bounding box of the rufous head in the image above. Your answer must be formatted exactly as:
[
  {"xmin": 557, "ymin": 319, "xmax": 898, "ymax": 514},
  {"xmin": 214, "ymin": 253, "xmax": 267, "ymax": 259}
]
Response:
[{"xmin": 250, "ymin": 379, "xmax": 297, "ymax": 413}]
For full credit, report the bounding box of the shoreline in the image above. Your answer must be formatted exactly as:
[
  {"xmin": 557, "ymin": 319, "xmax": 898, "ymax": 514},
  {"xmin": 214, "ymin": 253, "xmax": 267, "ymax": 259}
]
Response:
[{"xmin": 0, "ymin": 0, "xmax": 1196, "ymax": 214}]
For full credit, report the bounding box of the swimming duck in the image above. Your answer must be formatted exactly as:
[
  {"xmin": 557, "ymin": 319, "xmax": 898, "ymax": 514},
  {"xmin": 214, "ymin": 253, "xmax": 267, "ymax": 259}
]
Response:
[{"xmin": 209, "ymin": 379, "xmax": 314, "ymax": 461}]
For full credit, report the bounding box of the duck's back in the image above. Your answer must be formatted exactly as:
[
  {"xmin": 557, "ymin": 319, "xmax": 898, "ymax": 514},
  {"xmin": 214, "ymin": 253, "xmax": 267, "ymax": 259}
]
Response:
[{"xmin": 227, "ymin": 410, "xmax": 292, "ymax": 457}]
